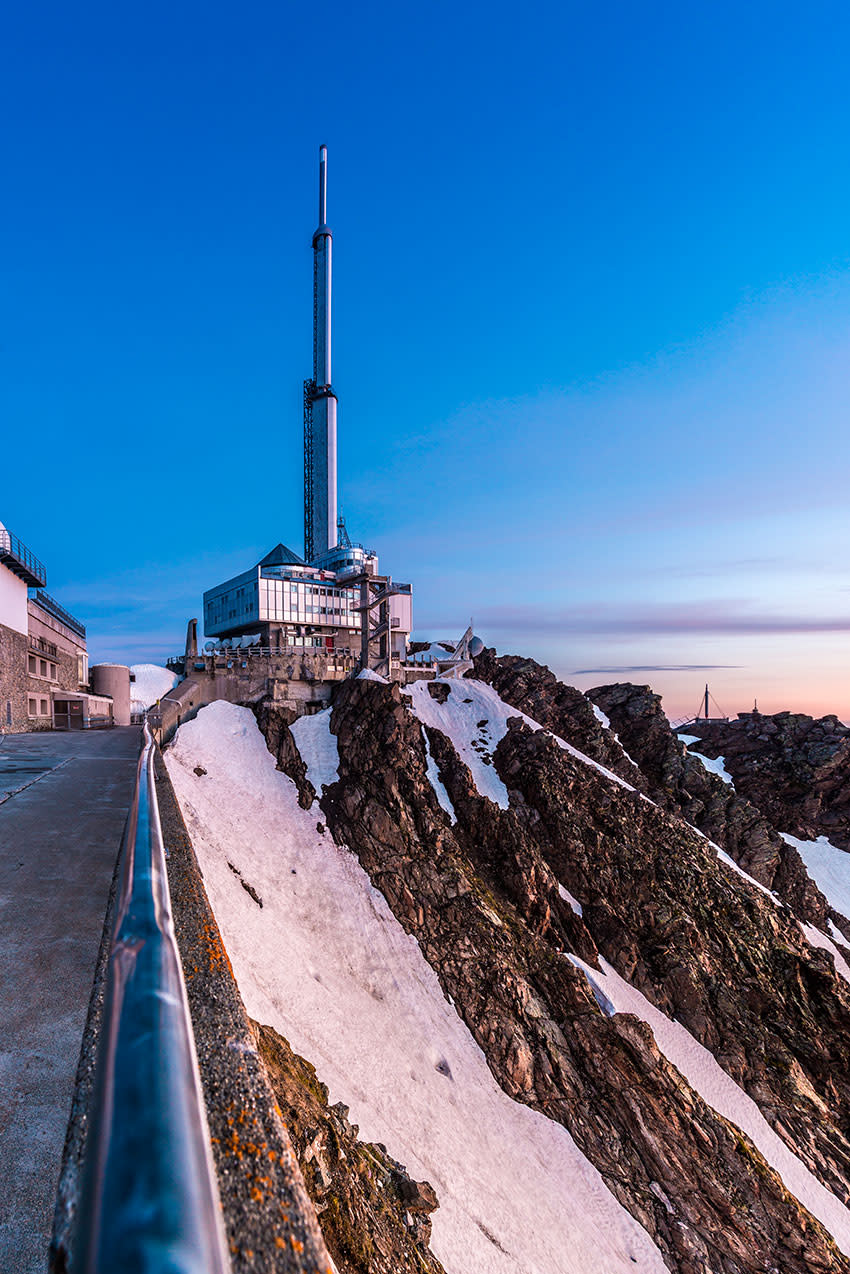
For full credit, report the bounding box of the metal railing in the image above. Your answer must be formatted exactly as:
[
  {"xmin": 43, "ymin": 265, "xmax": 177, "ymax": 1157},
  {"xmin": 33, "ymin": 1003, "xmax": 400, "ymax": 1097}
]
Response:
[
  {"xmin": 71, "ymin": 723, "xmax": 230, "ymax": 1274},
  {"xmin": 0, "ymin": 527, "xmax": 47, "ymax": 586},
  {"xmin": 31, "ymin": 589, "xmax": 86, "ymax": 639}
]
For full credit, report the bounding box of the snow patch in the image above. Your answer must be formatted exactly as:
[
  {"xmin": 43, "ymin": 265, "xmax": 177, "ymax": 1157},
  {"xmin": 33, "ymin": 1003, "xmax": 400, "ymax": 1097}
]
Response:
[
  {"xmin": 165, "ymin": 702, "xmax": 667, "ymax": 1274},
  {"xmin": 403, "ymin": 678, "xmax": 634, "ymax": 812},
  {"xmin": 129, "ymin": 663, "xmax": 178, "ymax": 708},
  {"xmin": 558, "ymin": 882, "xmax": 583, "ymax": 916},
  {"xmin": 290, "ymin": 708, "xmax": 340, "ymax": 801},
  {"xmin": 566, "ymin": 953, "xmax": 850, "ymax": 1255},
  {"xmin": 591, "ymin": 703, "xmax": 611, "ymax": 730},
  {"xmin": 358, "ymin": 668, "xmax": 387, "ymax": 683},
  {"xmin": 677, "ymin": 733, "xmax": 701, "ymax": 746},
  {"xmin": 421, "ymin": 726, "xmax": 457, "ymax": 824},
  {"xmin": 689, "ymin": 751, "xmax": 735, "ymax": 788},
  {"xmin": 781, "ymin": 833, "xmax": 850, "ymax": 924},
  {"xmin": 830, "ymin": 918, "xmax": 850, "ymax": 946}
]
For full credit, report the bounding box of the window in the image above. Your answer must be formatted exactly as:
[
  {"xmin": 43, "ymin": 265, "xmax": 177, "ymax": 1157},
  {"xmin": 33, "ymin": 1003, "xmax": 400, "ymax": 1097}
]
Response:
[
  {"xmin": 40, "ymin": 660, "xmax": 47, "ymax": 676},
  {"xmin": 28, "ymin": 697, "xmax": 38, "ymax": 716},
  {"xmin": 28, "ymin": 656, "xmax": 36, "ymax": 673},
  {"xmin": 40, "ymin": 699, "xmax": 48, "ymax": 715}
]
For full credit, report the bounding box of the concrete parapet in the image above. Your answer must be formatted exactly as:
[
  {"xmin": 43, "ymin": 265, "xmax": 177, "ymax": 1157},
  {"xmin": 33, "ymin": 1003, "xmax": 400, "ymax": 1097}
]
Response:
[{"xmin": 152, "ymin": 651, "xmax": 353, "ymax": 745}]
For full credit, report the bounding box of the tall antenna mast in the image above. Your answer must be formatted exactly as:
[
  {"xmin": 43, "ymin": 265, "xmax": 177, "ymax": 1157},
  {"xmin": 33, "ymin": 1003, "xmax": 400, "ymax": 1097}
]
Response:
[{"xmin": 304, "ymin": 143, "xmax": 338, "ymax": 563}]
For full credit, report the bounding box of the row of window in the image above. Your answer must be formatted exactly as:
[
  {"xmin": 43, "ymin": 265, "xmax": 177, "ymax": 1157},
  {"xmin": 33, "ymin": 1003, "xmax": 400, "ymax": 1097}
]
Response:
[
  {"xmin": 28, "ymin": 697, "xmax": 50, "ymax": 717},
  {"xmin": 207, "ymin": 579, "xmax": 364, "ymax": 630},
  {"xmin": 259, "ymin": 580, "xmax": 361, "ymax": 627},
  {"xmin": 28, "ymin": 655, "xmax": 58, "ymax": 680}
]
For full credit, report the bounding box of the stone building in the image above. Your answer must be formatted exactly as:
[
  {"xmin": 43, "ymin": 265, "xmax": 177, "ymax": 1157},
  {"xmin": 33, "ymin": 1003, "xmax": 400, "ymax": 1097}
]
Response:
[{"xmin": 0, "ymin": 518, "xmax": 111, "ymax": 732}]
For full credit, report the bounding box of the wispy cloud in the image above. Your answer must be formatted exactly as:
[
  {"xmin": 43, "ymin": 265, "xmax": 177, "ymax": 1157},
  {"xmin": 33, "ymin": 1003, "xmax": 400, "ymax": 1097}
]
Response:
[
  {"xmin": 572, "ymin": 664, "xmax": 741, "ymax": 674},
  {"xmin": 476, "ymin": 600, "xmax": 850, "ymax": 637}
]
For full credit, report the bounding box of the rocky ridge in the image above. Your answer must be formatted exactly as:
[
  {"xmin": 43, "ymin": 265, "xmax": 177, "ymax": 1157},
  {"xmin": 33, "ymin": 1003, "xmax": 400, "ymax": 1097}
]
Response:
[
  {"xmin": 585, "ymin": 681, "xmax": 849, "ymax": 937},
  {"xmin": 681, "ymin": 709, "xmax": 850, "ymax": 853},
  {"xmin": 255, "ymin": 670, "xmax": 850, "ymax": 1274}
]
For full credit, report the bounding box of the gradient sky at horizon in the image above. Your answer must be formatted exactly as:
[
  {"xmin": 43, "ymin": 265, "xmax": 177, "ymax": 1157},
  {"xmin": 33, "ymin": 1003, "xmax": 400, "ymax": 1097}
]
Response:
[{"xmin": 2, "ymin": 1, "xmax": 849, "ymax": 721}]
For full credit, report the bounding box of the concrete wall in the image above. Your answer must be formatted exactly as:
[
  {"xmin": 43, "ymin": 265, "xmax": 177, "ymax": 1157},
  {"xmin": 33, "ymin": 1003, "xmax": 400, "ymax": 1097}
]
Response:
[
  {"xmin": 0, "ymin": 564, "xmax": 28, "ymax": 636},
  {"xmin": 155, "ymin": 660, "xmax": 336, "ymax": 744}
]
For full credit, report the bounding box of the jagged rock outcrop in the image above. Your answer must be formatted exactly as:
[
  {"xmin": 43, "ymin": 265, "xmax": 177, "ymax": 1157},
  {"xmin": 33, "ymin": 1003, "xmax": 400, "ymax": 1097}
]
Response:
[
  {"xmin": 254, "ymin": 675, "xmax": 850, "ymax": 1274},
  {"xmin": 253, "ymin": 701, "xmax": 316, "ymax": 808},
  {"xmin": 255, "ymin": 1023, "xmax": 444, "ymax": 1274},
  {"xmin": 586, "ymin": 682, "xmax": 831, "ymax": 928},
  {"xmin": 684, "ymin": 710, "xmax": 850, "ymax": 852},
  {"xmin": 472, "ymin": 648, "xmax": 645, "ymax": 788}
]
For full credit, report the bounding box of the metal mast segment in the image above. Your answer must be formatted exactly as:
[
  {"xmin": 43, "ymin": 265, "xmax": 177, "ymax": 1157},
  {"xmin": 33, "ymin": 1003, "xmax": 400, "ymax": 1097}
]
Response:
[{"xmin": 303, "ymin": 144, "xmax": 338, "ymax": 563}]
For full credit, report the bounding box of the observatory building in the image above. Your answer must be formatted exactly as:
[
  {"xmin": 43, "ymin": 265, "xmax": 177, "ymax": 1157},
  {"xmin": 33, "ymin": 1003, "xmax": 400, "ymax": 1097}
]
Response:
[{"xmin": 203, "ymin": 146, "xmax": 412, "ymax": 679}]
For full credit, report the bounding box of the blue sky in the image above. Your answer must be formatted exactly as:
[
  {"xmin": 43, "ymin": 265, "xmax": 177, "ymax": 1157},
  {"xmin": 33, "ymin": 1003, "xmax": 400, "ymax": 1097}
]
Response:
[{"xmin": 2, "ymin": 1, "xmax": 849, "ymax": 719}]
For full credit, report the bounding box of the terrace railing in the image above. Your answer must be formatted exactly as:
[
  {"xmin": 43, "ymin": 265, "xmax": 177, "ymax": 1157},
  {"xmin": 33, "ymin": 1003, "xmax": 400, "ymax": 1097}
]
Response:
[{"xmin": 0, "ymin": 527, "xmax": 47, "ymax": 587}]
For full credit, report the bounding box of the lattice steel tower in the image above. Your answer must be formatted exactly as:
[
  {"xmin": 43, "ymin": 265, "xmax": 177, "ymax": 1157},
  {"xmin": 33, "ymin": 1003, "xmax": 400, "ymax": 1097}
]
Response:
[{"xmin": 303, "ymin": 144, "xmax": 338, "ymax": 563}]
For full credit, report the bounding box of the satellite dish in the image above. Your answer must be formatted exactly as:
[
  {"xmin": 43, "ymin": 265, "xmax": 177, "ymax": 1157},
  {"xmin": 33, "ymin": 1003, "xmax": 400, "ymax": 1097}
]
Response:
[
  {"xmin": 204, "ymin": 641, "xmax": 215, "ymax": 652},
  {"xmin": 468, "ymin": 636, "xmax": 485, "ymax": 658}
]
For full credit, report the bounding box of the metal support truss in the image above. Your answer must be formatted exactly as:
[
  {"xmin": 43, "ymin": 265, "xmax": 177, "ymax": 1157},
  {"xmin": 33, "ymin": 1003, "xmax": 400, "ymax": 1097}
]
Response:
[{"xmin": 303, "ymin": 379, "xmax": 315, "ymax": 563}]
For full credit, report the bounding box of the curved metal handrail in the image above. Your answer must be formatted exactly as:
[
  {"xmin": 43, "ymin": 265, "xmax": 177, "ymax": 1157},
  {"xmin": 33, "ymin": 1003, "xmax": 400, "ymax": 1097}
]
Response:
[{"xmin": 72, "ymin": 722, "xmax": 230, "ymax": 1273}]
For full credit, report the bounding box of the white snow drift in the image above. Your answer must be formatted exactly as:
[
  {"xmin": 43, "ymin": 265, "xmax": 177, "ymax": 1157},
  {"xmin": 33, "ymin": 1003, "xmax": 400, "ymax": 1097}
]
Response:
[
  {"xmin": 165, "ymin": 701, "xmax": 666, "ymax": 1274},
  {"xmin": 129, "ymin": 663, "xmax": 179, "ymax": 708}
]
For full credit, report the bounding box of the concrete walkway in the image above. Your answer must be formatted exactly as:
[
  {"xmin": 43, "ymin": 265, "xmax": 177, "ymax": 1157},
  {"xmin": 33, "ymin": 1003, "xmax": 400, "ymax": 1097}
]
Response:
[{"xmin": 0, "ymin": 727, "xmax": 141, "ymax": 1274}]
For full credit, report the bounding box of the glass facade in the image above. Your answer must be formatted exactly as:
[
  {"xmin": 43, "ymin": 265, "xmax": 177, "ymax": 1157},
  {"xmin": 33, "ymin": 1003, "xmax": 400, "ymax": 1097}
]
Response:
[
  {"xmin": 204, "ymin": 571, "xmax": 259, "ymax": 635},
  {"xmin": 204, "ymin": 567, "xmax": 363, "ymax": 637},
  {"xmin": 259, "ymin": 576, "xmax": 361, "ymax": 629}
]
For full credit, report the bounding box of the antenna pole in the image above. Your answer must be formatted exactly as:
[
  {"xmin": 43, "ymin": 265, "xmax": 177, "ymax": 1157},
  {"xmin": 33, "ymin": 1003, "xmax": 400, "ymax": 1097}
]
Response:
[
  {"xmin": 704, "ymin": 684, "xmax": 710, "ymax": 720},
  {"xmin": 304, "ymin": 144, "xmax": 338, "ymax": 561}
]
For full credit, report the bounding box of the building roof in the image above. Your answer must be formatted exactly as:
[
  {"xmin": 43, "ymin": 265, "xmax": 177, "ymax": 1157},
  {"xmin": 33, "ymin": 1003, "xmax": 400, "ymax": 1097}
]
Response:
[{"xmin": 258, "ymin": 543, "xmax": 305, "ymax": 568}]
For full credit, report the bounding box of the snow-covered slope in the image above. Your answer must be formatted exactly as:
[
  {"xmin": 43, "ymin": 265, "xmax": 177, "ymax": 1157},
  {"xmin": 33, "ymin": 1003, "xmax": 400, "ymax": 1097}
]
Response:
[
  {"xmin": 129, "ymin": 663, "xmax": 178, "ymax": 708},
  {"xmin": 165, "ymin": 701, "xmax": 666, "ymax": 1274}
]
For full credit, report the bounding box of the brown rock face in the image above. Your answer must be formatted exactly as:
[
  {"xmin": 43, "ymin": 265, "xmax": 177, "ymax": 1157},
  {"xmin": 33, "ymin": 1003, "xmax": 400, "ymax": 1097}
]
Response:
[
  {"xmin": 682, "ymin": 710, "xmax": 850, "ymax": 853},
  {"xmin": 256, "ymin": 674, "xmax": 850, "ymax": 1274},
  {"xmin": 255, "ymin": 1023, "xmax": 444, "ymax": 1274},
  {"xmin": 586, "ymin": 682, "xmax": 832, "ymax": 929},
  {"xmin": 253, "ymin": 700, "xmax": 316, "ymax": 808},
  {"xmin": 471, "ymin": 648, "xmax": 644, "ymax": 788}
]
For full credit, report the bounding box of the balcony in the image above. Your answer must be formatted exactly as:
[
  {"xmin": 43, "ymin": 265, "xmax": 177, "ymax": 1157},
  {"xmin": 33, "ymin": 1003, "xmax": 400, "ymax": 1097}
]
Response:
[{"xmin": 0, "ymin": 528, "xmax": 46, "ymax": 588}]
